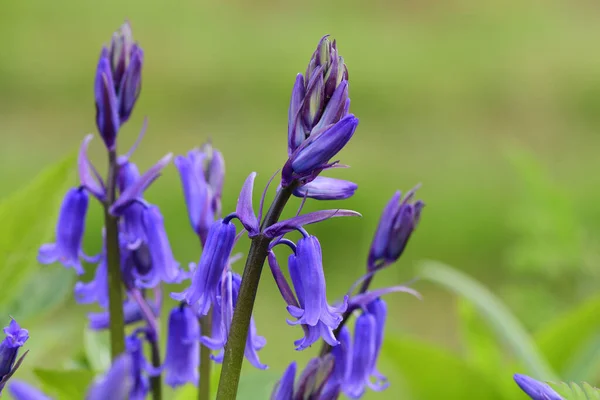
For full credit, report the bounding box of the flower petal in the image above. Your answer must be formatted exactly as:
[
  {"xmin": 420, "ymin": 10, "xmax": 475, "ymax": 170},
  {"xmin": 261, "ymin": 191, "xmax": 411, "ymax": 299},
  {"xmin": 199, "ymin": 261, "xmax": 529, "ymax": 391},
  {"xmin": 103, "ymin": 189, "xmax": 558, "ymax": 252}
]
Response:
[
  {"xmin": 264, "ymin": 209, "xmax": 361, "ymax": 238},
  {"xmin": 236, "ymin": 172, "xmax": 259, "ymax": 236}
]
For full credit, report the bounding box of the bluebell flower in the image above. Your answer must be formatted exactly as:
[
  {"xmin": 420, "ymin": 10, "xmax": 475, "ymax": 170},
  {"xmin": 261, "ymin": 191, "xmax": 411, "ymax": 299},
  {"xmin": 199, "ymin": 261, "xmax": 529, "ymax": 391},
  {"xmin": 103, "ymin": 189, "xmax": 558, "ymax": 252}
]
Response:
[
  {"xmin": 202, "ymin": 271, "xmax": 267, "ymax": 370},
  {"xmin": 126, "ymin": 333, "xmax": 149, "ymax": 400},
  {"xmin": 175, "ymin": 143, "xmax": 225, "ymax": 241},
  {"xmin": 283, "ymin": 35, "xmax": 357, "ymax": 187},
  {"xmin": 86, "ymin": 353, "xmax": 134, "ymax": 400},
  {"xmin": 88, "ymin": 297, "xmax": 160, "ymax": 331},
  {"xmin": 8, "ymin": 380, "xmax": 51, "ymax": 400},
  {"xmin": 271, "ymin": 356, "xmax": 335, "ymax": 400},
  {"xmin": 513, "ymin": 374, "xmax": 564, "ymax": 400},
  {"xmin": 38, "ymin": 187, "xmax": 89, "ymax": 275},
  {"xmin": 95, "ymin": 22, "xmax": 143, "ymax": 149},
  {"xmin": 172, "ymin": 218, "xmax": 236, "ymax": 315},
  {"xmin": 286, "ymin": 235, "xmax": 347, "ymax": 350},
  {"xmin": 135, "ymin": 205, "xmax": 183, "ymax": 287},
  {"xmin": 293, "ymin": 176, "xmax": 357, "ymax": 200},
  {"xmin": 0, "ymin": 320, "xmax": 29, "ymax": 393},
  {"xmin": 164, "ymin": 305, "xmax": 199, "ymax": 388},
  {"xmin": 368, "ymin": 188, "xmax": 424, "ymax": 270}
]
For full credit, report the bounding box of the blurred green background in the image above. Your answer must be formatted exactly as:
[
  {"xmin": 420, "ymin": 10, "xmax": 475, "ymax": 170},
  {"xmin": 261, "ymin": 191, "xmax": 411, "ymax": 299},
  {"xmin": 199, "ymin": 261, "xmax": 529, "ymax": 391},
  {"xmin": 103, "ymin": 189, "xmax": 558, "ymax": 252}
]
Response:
[{"xmin": 2, "ymin": 0, "xmax": 600, "ymax": 398}]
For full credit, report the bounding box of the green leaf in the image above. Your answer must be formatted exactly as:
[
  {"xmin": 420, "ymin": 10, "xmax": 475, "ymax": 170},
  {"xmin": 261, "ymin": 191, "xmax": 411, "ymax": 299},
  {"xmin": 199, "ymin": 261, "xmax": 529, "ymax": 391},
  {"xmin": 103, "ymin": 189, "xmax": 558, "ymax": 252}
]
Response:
[
  {"xmin": 384, "ymin": 336, "xmax": 509, "ymax": 400},
  {"xmin": 0, "ymin": 152, "xmax": 76, "ymax": 313},
  {"xmin": 34, "ymin": 368, "xmax": 95, "ymax": 398},
  {"xmin": 418, "ymin": 260, "xmax": 557, "ymax": 379},
  {"xmin": 549, "ymin": 381, "xmax": 600, "ymax": 400},
  {"xmin": 84, "ymin": 329, "xmax": 111, "ymax": 372},
  {"xmin": 536, "ymin": 294, "xmax": 600, "ymax": 380}
]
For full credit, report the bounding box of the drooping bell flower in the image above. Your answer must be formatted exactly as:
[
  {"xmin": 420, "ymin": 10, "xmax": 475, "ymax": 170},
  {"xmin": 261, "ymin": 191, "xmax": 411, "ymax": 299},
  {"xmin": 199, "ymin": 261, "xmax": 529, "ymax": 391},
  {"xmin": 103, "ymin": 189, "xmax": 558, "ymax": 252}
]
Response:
[
  {"xmin": 342, "ymin": 313, "xmax": 377, "ymax": 398},
  {"xmin": 74, "ymin": 253, "xmax": 108, "ymax": 308},
  {"xmin": 8, "ymin": 380, "xmax": 51, "ymax": 400},
  {"xmin": 175, "ymin": 143, "xmax": 225, "ymax": 242},
  {"xmin": 364, "ymin": 298, "xmax": 388, "ymax": 390},
  {"xmin": 134, "ymin": 205, "xmax": 183, "ymax": 287},
  {"xmin": 86, "ymin": 353, "xmax": 134, "ymax": 400},
  {"xmin": 163, "ymin": 305, "xmax": 199, "ymax": 388},
  {"xmin": 513, "ymin": 374, "xmax": 564, "ymax": 400},
  {"xmin": 126, "ymin": 333, "xmax": 149, "ymax": 400},
  {"xmin": 38, "ymin": 187, "xmax": 89, "ymax": 275},
  {"xmin": 286, "ymin": 235, "xmax": 347, "ymax": 350},
  {"xmin": 0, "ymin": 320, "xmax": 29, "ymax": 393},
  {"xmin": 368, "ymin": 188, "xmax": 424, "ymax": 271},
  {"xmin": 282, "ymin": 35, "xmax": 358, "ymax": 187},
  {"xmin": 201, "ymin": 271, "xmax": 267, "ymax": 370},
  {"xmin": 270, "ymin": 362, "xmax": 296, "ymax": 400},
  {"xmin": 171, "ymin": 218, "xmax": 236, "ymax": 315}
]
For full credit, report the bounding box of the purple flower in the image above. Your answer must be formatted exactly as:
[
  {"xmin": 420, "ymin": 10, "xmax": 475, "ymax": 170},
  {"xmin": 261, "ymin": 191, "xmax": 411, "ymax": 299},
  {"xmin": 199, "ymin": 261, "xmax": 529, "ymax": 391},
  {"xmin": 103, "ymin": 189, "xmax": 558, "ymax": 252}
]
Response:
[
  {"xmin": 86, "ymin": 353, "xmax": 134, "ymax": 400},
  {"xmin": 95, "ymin": 48, "xmax": 120, "ymax": 150},
  {"xmin": 38, "ymin": 187, "xmax": 89, "ymax": 275},
  {"xmin": 135, "ymin": 205, "xmax": 183, "ymax": 287},
  {"xmin": 175, "ymin": 144, "xmax": 225, "ymax": 242},
  {"xmin": 118, "ymin": 158, "xmax": 141, "ymax": 194},
  {"xmin": 126, "ymin": 333, "xmax": 149, "ymax": 400},
  {"xmin": 283, "ymin": 35, "xmax": 357, "ymax": 187},
  {"xmin": 88, "ymin": 297, "xmax": 160, "ymax": 331},
  {"xmin": 8, "ymin": 380, "xmax": 51, "ymax": 400},
  {"xmin": 368, "ymin": 188, "xmax": 424, "ymax": 270},
  {"xmin": 271, "ymin": 356, "xmax": 335, "ymax": 400},
  {"xmin": 164, "ymin": 305, "xmax": 199, "ymax": 388},
  {"xmin": 172, "ymin": 218, "xmax": 236, "ymax": 315},
  {"xmin": 0, "ymin": 320, "xmax": 29, "ymax": 392},
  {"xmin": 95, "ymin": 22, "xmax": 143, "ymax": 150},
  {"xmin": 287, "ymin": 236, "xmax": 347, "ymax": 350},
  {"xmin": 293, "ymin": 176, "xmax": 357, "ymax": 200},
  {"xmin": 513, "ymin": 374, "xmax": 564, "ymax": 400},
  {"xmin": 270, "ymin": 362, "xmax": 296, "ymax": 400},
  {"xmin": 78, "ymin": 134, "xmax": 105, "ymax": 201},
  {"xmin": 202, "ymin": 271, "xmax": 267, "ymax": 370}
]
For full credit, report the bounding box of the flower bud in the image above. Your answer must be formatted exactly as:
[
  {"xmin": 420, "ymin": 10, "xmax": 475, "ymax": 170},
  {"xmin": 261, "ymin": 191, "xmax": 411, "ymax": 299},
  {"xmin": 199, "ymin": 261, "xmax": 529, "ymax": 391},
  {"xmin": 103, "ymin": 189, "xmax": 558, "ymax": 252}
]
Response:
[{"xmin": 164, "ymin": 306, "xmax": 199, "ymax": 388}]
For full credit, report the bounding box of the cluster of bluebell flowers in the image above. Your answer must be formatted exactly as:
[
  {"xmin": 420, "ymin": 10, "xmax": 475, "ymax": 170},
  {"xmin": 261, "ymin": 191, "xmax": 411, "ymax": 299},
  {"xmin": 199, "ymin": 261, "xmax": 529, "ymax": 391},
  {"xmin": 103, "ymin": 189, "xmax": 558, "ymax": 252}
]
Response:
[{"xmin": 5, "ymin": 23, "xmax": 434, "ymax": 400}]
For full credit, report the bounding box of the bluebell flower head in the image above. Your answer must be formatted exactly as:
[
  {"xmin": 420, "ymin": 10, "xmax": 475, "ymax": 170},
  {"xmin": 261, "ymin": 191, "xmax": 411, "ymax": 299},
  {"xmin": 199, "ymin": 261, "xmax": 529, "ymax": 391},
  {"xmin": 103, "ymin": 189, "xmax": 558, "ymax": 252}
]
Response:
[
  {"xmin": 283, "ymin": 35, "xmax": 356, "ymax": 187},
  {"xmin": 0, "ymin": 320, "xmax": 29, "ymax": 392},
  {"xmin": 368, "ymin": 188, "xmax": 424, "ymax": 270},
  {"xmin": 513, "ymin": 374, "xmax": 564, "ymax": 400},
  {"xmin": 202, "ymin": 271, "xmax": 267, "ymax": 370},
  {"xmin": 38, "ymin": 187, "xmax": 89, "ymax": 275},
  {"xmin": 293, "ymin": 176, "xmax": 357, "ymax": 200},
  {"xmin": 286, "ymin": 235, "xmax": 347, "ymax": 350},
  {"xmin": 88, "ymin": 297, "xmax": 160, "ymax": 331},
  {"xmin": 172, "ymin": 218, "xmax": 236, "ymax": 315},
  {"xmin": 175, "ymin": 143, "xmax": 225, "ymax": 241},
  {"xmin": 164, "ymin": 305, "xmax": 199, "ymax": 388},
  {"xmin": 86, "ymin": 353, "xmax": 134, "ymax": 400},
  {"xmin": 8, "ymin": 380, "xmax": 51, "ymax": 400}
]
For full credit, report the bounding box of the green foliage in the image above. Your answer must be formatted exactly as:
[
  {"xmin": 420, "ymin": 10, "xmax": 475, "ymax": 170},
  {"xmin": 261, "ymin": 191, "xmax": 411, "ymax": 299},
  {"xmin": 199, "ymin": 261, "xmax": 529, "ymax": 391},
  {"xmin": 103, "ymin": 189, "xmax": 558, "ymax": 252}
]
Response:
[
  {"xmin": 0, "ymin": 152, "xmax": 76, "ymax": 319},
  {"xmin": 418, "ymin": 260, "xmax": 556, "ymax": 380},
  {"xmin": 549, "ymin": 381, "xmax": 600, "ymax": 400},
  {"xmin": 84, "ymin": 329, "xmax": 111, "ymax": 372},
  {"xmin": 34, "ymin": 368, "xmax": 95, "ymax": 398},
  {"xmin": 536, "ymin": 294, "xmax": 600, "ymax": 381},
  {"xmin": 384, "ymin": 337, "xmax": 507, "ymax": 399}
]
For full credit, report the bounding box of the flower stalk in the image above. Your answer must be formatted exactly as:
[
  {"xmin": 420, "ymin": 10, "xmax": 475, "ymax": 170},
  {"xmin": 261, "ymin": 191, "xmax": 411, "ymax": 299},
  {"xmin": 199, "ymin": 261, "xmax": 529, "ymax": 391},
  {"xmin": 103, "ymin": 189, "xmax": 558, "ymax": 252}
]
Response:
[
  {"xmin": 104, "ymin": 149, "xmax": 126, "ymax": 360},
  {"xmin": 216, "ymin": 183, "xmax": 296, "ymax": 399},
  {"xmin": 199, "ymin": 314, "xmax": 212, "ymax": 400}
]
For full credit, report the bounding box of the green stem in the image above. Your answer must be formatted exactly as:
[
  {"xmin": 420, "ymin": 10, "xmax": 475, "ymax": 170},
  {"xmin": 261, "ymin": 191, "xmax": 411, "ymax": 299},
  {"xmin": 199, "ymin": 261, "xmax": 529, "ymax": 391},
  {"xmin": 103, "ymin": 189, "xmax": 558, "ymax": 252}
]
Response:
[
  {"xmin": 199, "ymin": 313, "xmax": 212, "ymax": 400},
  {"xmin": 149, "ymin": 335, "xmax": 163, "ymax": 400},
  {"xmin": 216, "ymin": 183, "xmax": 295, "ymax": 400},
  {"xmin": 104, "ymin": 149, "xmax": 126, "ymax": 360}
]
